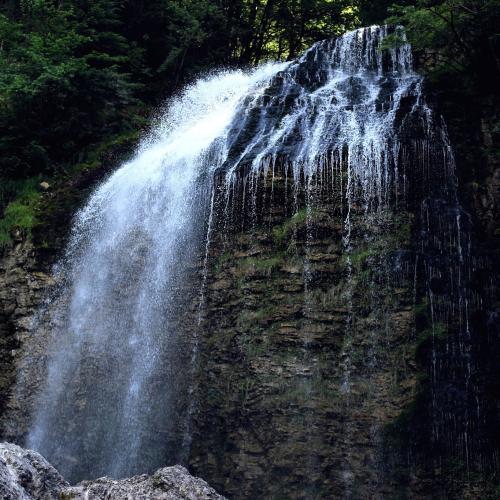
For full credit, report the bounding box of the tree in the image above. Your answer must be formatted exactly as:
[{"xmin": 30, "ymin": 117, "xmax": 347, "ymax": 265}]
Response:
[
  {"xmin": 0, "ymin": 0, "xmax": 141, "ymax": 179},
  {"xmin": 385, "ymin": 0, "xmax": 500, "ymax": 92}
]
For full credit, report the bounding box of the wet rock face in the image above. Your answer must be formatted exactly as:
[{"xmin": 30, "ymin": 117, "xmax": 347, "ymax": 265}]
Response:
[
  {"xmin": 0, "ymin": 27, "xmax": 498, "ymax": 500},
  {"xmin": 188, "ymin": 167, "xmax": 420, "ymax": 499},
  {"xmin": 189, "ymin": 159, "xmax": 499, "ymax": 498},
  {"xmin": 0, "ymin": 442, "xmax": 225, "ymax": 500},
  {"xmin": 1, "ymin": 166, "xmax": 496, "ymax": 499},
  {"xmin": 0, "ymin": 243, "xmax": 56, "ymax": 441}
]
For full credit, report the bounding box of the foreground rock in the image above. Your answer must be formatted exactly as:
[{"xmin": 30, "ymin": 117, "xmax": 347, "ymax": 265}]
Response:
[
  {"xmin": 0, "ymin": 442, "xmax": 225, "ymax": 499},
  {"xmin": 0, "ymin": 442, "xmax": 67, "ymax": 499}
]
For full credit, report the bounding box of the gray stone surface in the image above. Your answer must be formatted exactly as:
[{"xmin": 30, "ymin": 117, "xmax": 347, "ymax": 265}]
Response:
[
  {"xmin": 0, "ymin": 442, "xmax": 67, "ymax": 499},
  {"xmin": 64, "ymin": 466, "xmax": 226, "ymax": 500},
  {"xmin": 0, "ymin": 442, "xmax": 225, "ymax": 500}
]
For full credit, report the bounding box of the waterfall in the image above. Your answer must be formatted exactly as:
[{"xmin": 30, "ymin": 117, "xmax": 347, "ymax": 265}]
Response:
[
  {"xmin": 220, "ymin": 25, "xmax": 421, "ymax": 226},
  {"xmin": 25, "ymin": 62, "xmax": 288, "ymax": 481},
  {"xmin": 15, "ymin": 25, "xmax": 492, "ymax": 493}
]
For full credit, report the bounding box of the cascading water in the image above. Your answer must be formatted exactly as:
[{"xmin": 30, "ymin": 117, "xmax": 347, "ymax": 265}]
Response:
[
  {"xmin": 11, "ymin": 25, "xmax": 496, "ymax": 496},
  {"xmin": 24, "ymin": 63, "xmax": 288, "ymax": 481}
]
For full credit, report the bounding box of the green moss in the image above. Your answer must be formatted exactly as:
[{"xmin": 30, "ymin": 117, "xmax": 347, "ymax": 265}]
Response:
[
  {"xmin": 242, "ymin": 335, "xmax": 272, "ymax": 359},
  {"xmin": 339, "ymin": 212, "xmax": 413, "ymax": 271},
  {"xmin": 0, "ymin": 177, "xmax": 38, "ymax": 209},
  {"xmin": 68, "ymin": 130, "xmax": 141, "ymax": 176},
  {"xmin": 414, "ymin": 299, "xmax": 429, "ymax": 317},
  {"xmin": 357, "ymin": 268, "xmax": 374, "ymax": 284},
  {"xmin": 385, "ymin": 212, "xmax": 413, "ymax": 246},
  {"xmin": 273, "ymin": 376, "xmax": 338, "ymax": 405},
  {"xmin": 239, "ymin": 254, "xmax": 285, "ymax": 274},
  {"xmin": 237, "ymin": 306, "xmax": 275, "ymax": 329},
  {"xmin": 351, "ymin": 248, "xmax": 376, "ymax": 266},
  {"xmin": 423, "ymin": 322, "xmax": 447, "ymax": 340},
  {"xmin": 272, "ymin": 208, "xmax": 317, "ymax": 243},
  {"xmin": 214, "ymin": 251, "xmax": 231, "ymax": 273},
  {"xmin": 415, "ymin": 322, "xmax": 448, "ymax": 353},
  {"xmin": 0, "ymin": 178, "xmax": 41, "ymax": 245},
  {"xmin": 395, "ymin": 219, "xmax": 411, "ymax": 244},
  {"xmin": 340, "ymin": 246, "xmax": 376, "ymax": 269},
  {"xmin": 72, "ymin": 159, "xmax": 102, "ymax": 174},
  {"xmin": 0, "ymin": 130, "xmax": 142, "ymax": 247}
]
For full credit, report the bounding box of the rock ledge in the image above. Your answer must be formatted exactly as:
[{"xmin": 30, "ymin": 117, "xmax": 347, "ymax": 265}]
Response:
[{"xmin": 0, "ymin": 442, "xmax": 225, "ymax": 499}]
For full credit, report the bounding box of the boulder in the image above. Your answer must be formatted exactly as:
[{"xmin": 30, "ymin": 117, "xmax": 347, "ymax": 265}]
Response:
[
  {"xmin": 64, "ymin": 466, "xmax": 226, "ymax": 499},
  {"xmin": 0, "ymin": 442, "xmax": 67, "ymax": 499},
  {"xmin": 0, "ymin": 442, "xmax": 225, "ymax": 500}
]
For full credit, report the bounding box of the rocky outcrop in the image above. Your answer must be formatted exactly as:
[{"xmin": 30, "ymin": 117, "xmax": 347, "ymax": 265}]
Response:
[
  {"xmin": 0, "ymin": 442, "xmax": 67, "ymax": 499},
  {"xmin": 65, "ymin": 466, "xmax": 225, "ymax": 500},
  {"xmin": 0, "ymin": 442, "xmax": 225, "ymax": 500}
]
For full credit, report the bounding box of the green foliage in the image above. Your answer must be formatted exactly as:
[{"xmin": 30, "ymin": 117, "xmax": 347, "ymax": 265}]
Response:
[
  {"xmin": 1, "ymin": 0, "xmax": 497, "ymax": 242},
  {"xmin": 385, "ymin": 2, "xmax": 500, "ymax": 196},
  {"xmin": 384, "ymin": 1, "xmax": 500, "ymax": 88},
  {"xmin": 0, "ymin": 0, "xmax": 362, "ymax": 220},
  {"xmin": 239, "ymin": 254, "xmax": 285, "ymax": 274},
  {"xmin": 272, "ymin": 208, "xmax": 318, "ymax": 243},
  {"xmin": 0, "ymin": 0, "xmax": 142, "ymax": 184},
  {"xmin": 235, "ymin": 0, "xmax": 359, "ymax": 62},
  {"xmin": 0, "ymin": 178, "xmax": 40, "ymax": 245}
]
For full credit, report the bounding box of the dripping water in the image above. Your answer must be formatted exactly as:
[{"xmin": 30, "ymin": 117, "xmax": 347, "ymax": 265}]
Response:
[{"xmin": 8, "ymin": 24, "xmax": 491, "ymax": 493}]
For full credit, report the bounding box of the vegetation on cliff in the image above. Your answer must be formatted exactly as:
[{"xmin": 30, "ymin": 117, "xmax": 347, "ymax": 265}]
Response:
[{"xmin": 0, "ymin": 0, "xmax": 498, "ymax": 245}]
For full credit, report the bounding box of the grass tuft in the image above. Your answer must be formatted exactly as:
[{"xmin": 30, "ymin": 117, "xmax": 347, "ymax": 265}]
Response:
[{"xmin": 0, "ymin": 178, "xmax": 41, "ymax": 246}]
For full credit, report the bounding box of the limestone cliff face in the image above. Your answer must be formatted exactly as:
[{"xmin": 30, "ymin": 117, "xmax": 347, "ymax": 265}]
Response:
[
  {"xmin": 1, "ymin": 149, "xmax": 499, "ymax": 499},
  {"xmin": 0, "ymin": 169, "xmax": 423, "ymax": 499},
  {"xmin": 0, "ymin": 166, "xmax": 498, "ymax": 499}
]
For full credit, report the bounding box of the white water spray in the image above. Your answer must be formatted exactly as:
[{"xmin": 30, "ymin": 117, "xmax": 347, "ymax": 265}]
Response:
[{"xmin": 26, "ymin": 62, "xmax": 287, "ymax": 481}]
